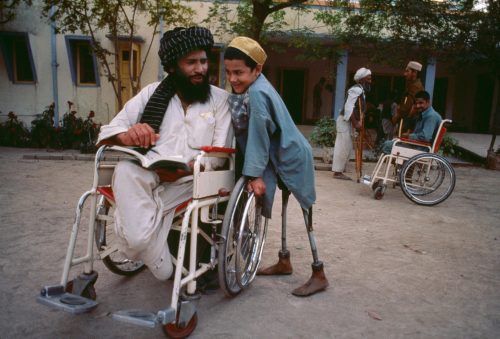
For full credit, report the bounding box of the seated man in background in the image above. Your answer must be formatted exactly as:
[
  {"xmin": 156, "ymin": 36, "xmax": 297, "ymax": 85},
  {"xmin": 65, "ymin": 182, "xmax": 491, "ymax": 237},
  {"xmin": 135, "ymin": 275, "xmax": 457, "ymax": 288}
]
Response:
[{"xmin": 381, "ymin": 90, "xmax": 442, "ymax": 154}]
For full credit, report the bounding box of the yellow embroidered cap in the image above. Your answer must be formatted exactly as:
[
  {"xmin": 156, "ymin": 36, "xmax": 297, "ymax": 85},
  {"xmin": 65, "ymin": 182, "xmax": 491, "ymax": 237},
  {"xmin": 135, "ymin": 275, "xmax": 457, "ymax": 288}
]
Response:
[{"xmin": 228, "ymin": 37, "xmax": 267, "ymax": 65}]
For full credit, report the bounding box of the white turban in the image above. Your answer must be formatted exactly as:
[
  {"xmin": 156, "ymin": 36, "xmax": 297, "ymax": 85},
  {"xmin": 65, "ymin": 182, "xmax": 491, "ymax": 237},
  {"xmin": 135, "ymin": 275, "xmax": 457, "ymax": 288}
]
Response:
[
  {"xmin": 406, "ymin": 61, "xmax": 422, "ymax": 71},
  {"xmin": 354, "ymin": 67, "xmax": 371, "ymax": 82}
]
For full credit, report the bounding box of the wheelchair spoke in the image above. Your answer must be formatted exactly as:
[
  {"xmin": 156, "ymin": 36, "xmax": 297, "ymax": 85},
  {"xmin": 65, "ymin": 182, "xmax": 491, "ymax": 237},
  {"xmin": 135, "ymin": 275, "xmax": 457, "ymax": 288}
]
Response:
[
  {"xmin": 400, "ymin": 154, "xmax": 455, "ymax": 206},
  {"xmin": 218, "ymin": 177, "xmax": 268, "ymax": 296}
]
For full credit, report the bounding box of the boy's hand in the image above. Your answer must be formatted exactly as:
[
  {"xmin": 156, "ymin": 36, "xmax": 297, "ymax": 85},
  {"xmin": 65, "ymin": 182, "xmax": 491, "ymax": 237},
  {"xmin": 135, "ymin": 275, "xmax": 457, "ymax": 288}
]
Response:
[{"xmin": 247, "ymin": 177, "xmax": 266, "ymax": 197}]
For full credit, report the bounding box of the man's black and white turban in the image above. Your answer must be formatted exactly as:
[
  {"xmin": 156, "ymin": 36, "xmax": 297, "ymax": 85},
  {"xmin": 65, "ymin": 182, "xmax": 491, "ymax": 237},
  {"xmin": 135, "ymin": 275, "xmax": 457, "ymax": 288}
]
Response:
[{"xmin": 158, "ymin": 26, "xmax": 214, "ymax": 69}]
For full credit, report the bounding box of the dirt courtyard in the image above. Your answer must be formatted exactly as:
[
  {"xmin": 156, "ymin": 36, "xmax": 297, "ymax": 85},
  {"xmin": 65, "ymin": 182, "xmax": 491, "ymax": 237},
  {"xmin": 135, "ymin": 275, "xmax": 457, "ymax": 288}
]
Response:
[{"xmin": 0, "ymin": 147, "xmax": 499, "ymax": 338}]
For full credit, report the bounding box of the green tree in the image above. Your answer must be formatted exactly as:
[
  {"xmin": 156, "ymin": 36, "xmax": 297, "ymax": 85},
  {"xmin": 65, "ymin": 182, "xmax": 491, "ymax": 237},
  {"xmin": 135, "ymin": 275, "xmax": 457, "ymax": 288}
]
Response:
[
  {"xmin": 41, "ymin": 0, "xmax": 194, "ymax": 110},
  {"xmin": 0, "ymin": 0, "xmax": 32, "ymax": 25},
  {"xmin": 203, "ymin": 0, "xmax": 310, "ymax": 42},
  {"xmin": 316, "ymin": 0, "xmax": 500, "ymax": 133}
]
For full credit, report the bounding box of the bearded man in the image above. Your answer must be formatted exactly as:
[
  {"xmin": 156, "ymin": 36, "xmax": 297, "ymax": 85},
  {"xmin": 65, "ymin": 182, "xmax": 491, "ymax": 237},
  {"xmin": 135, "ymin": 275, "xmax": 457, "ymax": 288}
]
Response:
[
  {"xmin": 96, "ymin": 26, "xmax": 231, "ymax": 281},
  {"xmin": 331, "ymin": 67, "xmax": 372, "ymax": 180}
]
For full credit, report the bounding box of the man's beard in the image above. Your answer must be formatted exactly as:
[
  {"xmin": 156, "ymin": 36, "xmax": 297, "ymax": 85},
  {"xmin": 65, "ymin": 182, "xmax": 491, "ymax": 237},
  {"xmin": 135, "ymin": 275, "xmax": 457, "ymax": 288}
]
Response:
[
  {"xmin": 171, "ymin": 68, "xmax": 210, "ymax": 104},
  {"xmin": 363, "ymin": 83, "xmax": 371, "ymax": 92}
]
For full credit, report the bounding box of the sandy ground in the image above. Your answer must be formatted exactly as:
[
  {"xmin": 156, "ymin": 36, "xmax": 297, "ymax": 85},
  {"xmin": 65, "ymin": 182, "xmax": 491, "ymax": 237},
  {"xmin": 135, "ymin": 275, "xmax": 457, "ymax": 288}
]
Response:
[{"xmin": 0, "ymin": 146, "xmax": 499, "ymax": 339}]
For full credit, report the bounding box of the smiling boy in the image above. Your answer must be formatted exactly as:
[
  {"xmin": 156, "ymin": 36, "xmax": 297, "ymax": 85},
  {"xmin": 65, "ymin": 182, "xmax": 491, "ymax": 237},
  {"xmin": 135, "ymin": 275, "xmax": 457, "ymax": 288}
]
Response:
[{"xmin": 223, "ymin": 37, "xmax": 329, "ymax": 296}]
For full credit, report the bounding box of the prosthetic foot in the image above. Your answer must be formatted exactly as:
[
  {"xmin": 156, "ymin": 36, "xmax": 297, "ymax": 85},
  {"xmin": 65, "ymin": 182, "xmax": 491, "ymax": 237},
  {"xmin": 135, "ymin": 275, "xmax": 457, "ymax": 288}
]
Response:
[
  {"xmin": 257, "ymin": 250, "xmax": 293, "ymax": 275},
  {"xmin": 291, "ymin": 262, "xmax": 329, "ymax": 297}
]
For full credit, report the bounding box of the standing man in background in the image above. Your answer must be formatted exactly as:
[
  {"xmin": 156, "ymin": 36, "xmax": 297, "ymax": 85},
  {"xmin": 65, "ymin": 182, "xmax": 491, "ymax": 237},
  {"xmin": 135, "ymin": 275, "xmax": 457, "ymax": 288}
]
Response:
[
  {"xmin": 331, "ymin": 68, "xmax": 372, "ymax": 181},
  {"xmin": 393, "ymin": 61, "xmax": 424, "ymax": 135}
]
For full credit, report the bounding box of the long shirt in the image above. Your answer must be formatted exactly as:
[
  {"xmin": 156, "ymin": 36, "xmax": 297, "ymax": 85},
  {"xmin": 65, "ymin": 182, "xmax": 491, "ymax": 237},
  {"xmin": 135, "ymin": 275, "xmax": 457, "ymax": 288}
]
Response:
[
  {"xmin": 229, "ymin": 74, "xmax": 316, "ymax": 217},
  {"xmin": 97, "ymin": 82, "xmax": 232, "ymax": 170},
  {"xmin": 342, "ymin": 84, "xmax": 365, "ymax": 121}
]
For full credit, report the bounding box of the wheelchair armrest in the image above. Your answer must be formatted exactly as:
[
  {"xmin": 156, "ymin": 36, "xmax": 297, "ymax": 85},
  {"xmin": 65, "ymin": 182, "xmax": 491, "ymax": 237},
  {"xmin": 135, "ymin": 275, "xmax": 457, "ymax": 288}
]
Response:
[
  {"xmin": 397, "ymin": 138, "xmax": 431, "ymax": 147},
  {"xmin": 200, "ymin": 146, "xmax": 236, "ymax": 154}
]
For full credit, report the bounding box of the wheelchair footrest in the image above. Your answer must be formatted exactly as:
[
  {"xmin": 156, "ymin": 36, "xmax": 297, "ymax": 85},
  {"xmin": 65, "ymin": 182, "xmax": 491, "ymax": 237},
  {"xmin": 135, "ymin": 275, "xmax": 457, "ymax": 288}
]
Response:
[
  {"xmin": 37, "ymin": 284, "xmax": 98, "ymax": 314},
  {"xmin": 361, "ymin": 175, "xmax": 372, "ymax": 185},
  {"xmin": 112, "ymin": 307, "xmax": 176, "ymax": 328}
]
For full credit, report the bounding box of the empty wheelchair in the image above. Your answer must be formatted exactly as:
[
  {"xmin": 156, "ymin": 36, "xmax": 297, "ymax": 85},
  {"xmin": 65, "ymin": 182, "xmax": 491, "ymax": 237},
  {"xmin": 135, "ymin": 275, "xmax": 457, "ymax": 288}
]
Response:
[
  {"xmin": 362, "ymin": 119, "xmax": 456, "ymax": 206},
  {"xmin": 37, "ymin": 144, "xmax": 268, "ymax": 338}
]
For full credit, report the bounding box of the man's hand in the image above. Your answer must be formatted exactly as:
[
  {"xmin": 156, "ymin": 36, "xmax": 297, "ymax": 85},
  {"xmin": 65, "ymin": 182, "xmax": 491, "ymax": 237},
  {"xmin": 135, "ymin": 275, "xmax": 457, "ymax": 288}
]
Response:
[
  {"xmin": 246, "ymin": 177, "xmax": 266, "ymax": 197},
  {"xmin": 351, "ymin": 118, "xmax": 361, "ymax": 130},
  {"xmin": 116, "ymin": 123, "xmax": 159, "ymax": 148}
]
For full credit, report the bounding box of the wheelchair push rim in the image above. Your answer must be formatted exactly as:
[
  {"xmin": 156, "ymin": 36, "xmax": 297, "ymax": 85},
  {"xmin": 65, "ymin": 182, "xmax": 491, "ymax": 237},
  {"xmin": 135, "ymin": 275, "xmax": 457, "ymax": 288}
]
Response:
[
  {"xmin": 235, "ymin": 192, "xmax": 268, "ymax": 289},
  {"xmin": 218, "ymin": 177, "xmax": 268, "ymax": 296}
]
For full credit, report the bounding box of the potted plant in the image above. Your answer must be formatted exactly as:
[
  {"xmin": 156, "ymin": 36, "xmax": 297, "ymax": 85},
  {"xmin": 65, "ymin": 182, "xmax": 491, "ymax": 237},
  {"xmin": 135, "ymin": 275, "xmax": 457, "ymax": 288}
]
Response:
[
  {"xmin": 486, "ymin": 145, "xmax": 500, "ymax": 170},
  {"xmin": 309, "ymin": 117, "xmax": 336, "ymax": 164}
]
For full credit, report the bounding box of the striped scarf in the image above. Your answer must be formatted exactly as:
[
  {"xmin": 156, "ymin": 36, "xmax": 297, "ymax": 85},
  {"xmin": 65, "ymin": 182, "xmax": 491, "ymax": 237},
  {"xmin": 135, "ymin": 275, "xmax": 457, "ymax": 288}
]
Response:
[{"xmin": 139, "ymin": 75, "xmax": 175, "ymax": 133}]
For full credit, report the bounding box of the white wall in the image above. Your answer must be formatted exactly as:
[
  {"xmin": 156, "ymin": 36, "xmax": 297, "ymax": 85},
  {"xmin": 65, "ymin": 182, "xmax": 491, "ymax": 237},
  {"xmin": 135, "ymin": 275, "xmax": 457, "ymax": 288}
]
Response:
[{"xmin": 0, "ymin": 1, "xmax": 163, "ymax": 126}]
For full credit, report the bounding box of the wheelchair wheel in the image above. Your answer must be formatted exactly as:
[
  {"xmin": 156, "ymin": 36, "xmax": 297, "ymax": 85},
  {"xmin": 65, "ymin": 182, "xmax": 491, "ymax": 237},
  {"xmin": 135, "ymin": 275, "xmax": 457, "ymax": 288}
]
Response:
[
  {"xmin": 373, "ymin": 184, "xmax": 386, "ymax": 200},
  {"xmin": 162, "ymin": 313, "xmax": 198, "ymax": 339},
  {"xmin": 399, "ymin": 153, "xmax": 455, "ymax": 206},
  {"xmin": 235, "ymin": 190, "xmax": 268, "ymax": 289},
  {"xmin": 218, "ymin": 177, "xmax": 268, "ymax": 296},
  {"xmin": 95, "ymin": 196, "xmax": 145, "ymax": 276}
]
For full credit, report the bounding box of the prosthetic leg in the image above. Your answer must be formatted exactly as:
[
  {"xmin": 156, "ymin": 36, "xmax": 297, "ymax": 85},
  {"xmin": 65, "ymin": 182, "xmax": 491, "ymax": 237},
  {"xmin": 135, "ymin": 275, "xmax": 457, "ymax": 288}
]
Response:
[
  {"xmin": 257, "ymin": 189, "xmax": 329, "ymax": 297},
  {"xmin": 257, "ymin": 190, "xmax": 293, "ymax": 275}
]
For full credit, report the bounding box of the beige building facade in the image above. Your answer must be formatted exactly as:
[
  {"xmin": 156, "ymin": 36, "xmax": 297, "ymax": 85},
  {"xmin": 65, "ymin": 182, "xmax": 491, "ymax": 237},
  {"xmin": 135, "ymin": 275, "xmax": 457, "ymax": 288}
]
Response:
[{"xmin": 0, "ymin": 1, "xmax": 496, "ymax": 134}]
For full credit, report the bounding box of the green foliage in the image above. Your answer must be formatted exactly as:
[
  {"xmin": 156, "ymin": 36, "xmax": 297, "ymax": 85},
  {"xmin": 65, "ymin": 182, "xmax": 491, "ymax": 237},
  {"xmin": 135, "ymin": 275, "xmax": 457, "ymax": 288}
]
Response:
[
  {"xmin": 439, "ymin": 134, "xmax": 459, "ymax": 157},
  {"xmin": 41, "ymin": 0, "xmax": 194, "ymax": 109},
  {"xmin": 30, "ymin": 104, "xmax": 60, "ymax": 148},
  {"xmin": 59, "ymin": 102, "xmax": 84, "ymax": 149},
  {"xmin": 309, "ymin": 117, "xmax": 336, "ymax": 148},
  {"xmin": 23, "ymin": 102, "xmax": 101, "ymax": 151},
  {"xmin": 203, "ymin": 0, "xmax": 309, "ymax": 41},
  {"xmin": 58, "ymin": 101, "xmax": 101, "ymax": 152},
  {"xmin": 0, "ymin": 0, "xmax": 32, "ymax": 25},
  {"xmin": 315, "ymin": 0, "xmax": 500, "ymax": 70},
  {"xmin": 0, "ymin": 112, "xmax": 30, "ymax": 147},
  {"xmin": 80, "ymin": 111, "xmax": 101, "ymax": 154}
]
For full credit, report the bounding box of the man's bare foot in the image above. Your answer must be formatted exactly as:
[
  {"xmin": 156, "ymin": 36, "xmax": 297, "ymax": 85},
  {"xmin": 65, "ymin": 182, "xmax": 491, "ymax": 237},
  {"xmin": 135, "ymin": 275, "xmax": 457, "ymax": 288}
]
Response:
[
  {"xmin": 257, "ymin": 250, "xmax": 293, "ymax": 275},
  {"xmin": 291, "ymin": 262, "xmax": 329, "ymax": 297}
]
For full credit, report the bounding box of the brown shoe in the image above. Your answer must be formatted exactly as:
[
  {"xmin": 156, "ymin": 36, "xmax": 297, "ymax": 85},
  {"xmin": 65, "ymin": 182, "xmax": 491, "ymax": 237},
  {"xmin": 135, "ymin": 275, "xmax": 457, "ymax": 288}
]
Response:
[
  {"xmin": 257, "ymin": 250, "xmax": 293, "ymax": 275},
  {"xmin": 333, "ymin": 172, "xmax": 352, "ymax": 181},
  {"xmin": 291, "ymin": 262, "xmax": 329, "ymax": 297}
]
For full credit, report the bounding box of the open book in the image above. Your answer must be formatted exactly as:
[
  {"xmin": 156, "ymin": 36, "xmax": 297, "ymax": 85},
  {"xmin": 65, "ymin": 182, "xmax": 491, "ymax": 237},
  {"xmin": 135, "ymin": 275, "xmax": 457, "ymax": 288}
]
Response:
[{"xmin": 109, "ymin": 145, "xmax": 192, "ymax": 172}]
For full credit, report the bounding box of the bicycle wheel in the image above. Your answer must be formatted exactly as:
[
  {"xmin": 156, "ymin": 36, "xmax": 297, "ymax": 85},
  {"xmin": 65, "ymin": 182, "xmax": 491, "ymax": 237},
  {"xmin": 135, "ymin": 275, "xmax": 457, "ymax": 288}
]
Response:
[
  {"xmin": 400, "ymin": 153, "xmax": 455, "ymax": 206},
  {"xmin": 218, "ymin": 177, "xmax": 268, "ymax": 296},
  {"xmin": 94, "ymin": 195, "xmax": 145, "ymax": 276}
]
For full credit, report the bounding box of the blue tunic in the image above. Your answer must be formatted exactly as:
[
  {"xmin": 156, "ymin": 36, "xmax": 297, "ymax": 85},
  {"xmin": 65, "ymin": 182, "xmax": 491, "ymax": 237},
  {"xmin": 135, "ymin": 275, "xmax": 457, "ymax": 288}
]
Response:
[
  {"xmin": 229, "ymin": 74, "xmax": 316, "ymax": 218},
  {"xmin": 381, "ymin": 105, "xmax": 442, "ymax": 154}
]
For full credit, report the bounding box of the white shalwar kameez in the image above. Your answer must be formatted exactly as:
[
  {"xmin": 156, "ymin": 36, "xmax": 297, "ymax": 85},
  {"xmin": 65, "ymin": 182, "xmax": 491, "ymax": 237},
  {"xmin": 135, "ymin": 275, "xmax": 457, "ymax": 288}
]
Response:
[
  {"xmin": 332, "ymin": 84, "xmax": 364, "ymax": 173},
  {"xmin": 97, "ymin": 82, "xmax": 231, "ymax": 280}
]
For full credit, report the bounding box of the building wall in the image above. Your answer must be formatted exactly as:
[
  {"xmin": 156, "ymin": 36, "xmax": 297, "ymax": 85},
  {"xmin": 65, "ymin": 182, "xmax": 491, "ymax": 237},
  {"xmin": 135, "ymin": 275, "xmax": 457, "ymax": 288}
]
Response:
[
  {"xmin": 0, "ymin": 1, "xmax": 162, "ymax": 126},
  {"xmin": 0, "ymin": 0, "xmax": 493, "ymax": 133}
]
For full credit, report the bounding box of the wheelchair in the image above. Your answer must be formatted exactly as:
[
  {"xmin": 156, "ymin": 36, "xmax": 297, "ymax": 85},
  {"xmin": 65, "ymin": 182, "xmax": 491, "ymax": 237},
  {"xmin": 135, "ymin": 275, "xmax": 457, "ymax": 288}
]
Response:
[
  {"xmin": 361, "ymin": 119, "xmax": 456, "ymax": 206},
  {"xmin": 37, "ymin": 144, "xmax": 268, "ymax": 338}
]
